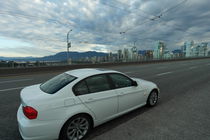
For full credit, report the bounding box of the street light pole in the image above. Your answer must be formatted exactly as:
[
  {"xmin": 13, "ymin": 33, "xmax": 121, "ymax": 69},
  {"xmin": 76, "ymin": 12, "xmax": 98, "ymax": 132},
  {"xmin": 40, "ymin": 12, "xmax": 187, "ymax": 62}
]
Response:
[
  {"xmin": 134, "ymin": 40, "xmax": 137, "ymax": 47},
  {"xmin": 67, "ymin": 29, "xmax": 72, "ymax": 64}
]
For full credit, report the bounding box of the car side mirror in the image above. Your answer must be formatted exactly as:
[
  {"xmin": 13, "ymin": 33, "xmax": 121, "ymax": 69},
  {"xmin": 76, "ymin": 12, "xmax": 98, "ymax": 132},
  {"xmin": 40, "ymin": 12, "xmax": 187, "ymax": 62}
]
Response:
[{"xmin": 132, "ymin": 81, "xmax": 138, "ymax": 86}]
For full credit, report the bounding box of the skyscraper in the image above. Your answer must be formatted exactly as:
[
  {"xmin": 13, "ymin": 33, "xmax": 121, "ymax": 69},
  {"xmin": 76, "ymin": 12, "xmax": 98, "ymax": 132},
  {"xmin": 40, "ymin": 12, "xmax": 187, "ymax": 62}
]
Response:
[
  {"xmin": 185, "ymin": 41, "xmax": 194, "ymax": 57},
  {"xmin": 117, "ymin": 49, "xmax": 123, "ymax": 61},
  {"xmin": 183, "ymin": 41, "xmax": 208, "ymax": 57},
  {"xmin": 123, "ymin": 48, "xmax": 129, "ymax": 61},
  {"xmin": 131, "ymin": 46, "xmax": 138, "ymax": 61},
  {"xmin": 153, "ymin": 41, "xmax": 166, "ymax": 59},
  {"xmin": 198, "ymin": 42, "xmax": 208, "ymax": 56}
]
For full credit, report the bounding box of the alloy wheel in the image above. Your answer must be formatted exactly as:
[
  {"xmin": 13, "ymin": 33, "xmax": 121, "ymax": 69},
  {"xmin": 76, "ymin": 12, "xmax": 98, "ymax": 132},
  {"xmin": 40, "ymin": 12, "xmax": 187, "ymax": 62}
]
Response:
[
  {"xmin": 149, "ymin": 91, "xmax": 158, "ymax": 106},
  {"xmin": 66, "ymin": 117, "xmax": 89, "ymax": 140}
]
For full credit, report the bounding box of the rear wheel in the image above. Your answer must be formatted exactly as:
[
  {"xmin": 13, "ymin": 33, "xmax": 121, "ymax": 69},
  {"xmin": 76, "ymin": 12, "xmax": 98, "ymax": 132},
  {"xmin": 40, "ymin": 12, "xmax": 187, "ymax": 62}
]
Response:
[
  {"xmin": 147, "ymin": 90, "xmax": 158, "ymax": 106},
  {"xmin": 60, "ymin": 114, "xmax": 92, "ymax": 140}
]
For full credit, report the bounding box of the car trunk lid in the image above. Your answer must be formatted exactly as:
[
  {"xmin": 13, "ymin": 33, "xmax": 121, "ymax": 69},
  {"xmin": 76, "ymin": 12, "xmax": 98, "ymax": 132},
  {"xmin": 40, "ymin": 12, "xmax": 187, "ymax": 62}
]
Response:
[{"xmin": 20, "ymin": 84, "xmax": 49, "ymax": 106}]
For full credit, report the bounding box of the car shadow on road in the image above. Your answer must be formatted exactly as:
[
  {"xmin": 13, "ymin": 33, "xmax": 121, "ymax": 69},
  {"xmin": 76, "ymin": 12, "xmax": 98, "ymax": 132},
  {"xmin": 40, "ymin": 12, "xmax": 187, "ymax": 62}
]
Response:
[{"xmin": 85, "ymin": 105, "xmax": 153, "ymax": 140}]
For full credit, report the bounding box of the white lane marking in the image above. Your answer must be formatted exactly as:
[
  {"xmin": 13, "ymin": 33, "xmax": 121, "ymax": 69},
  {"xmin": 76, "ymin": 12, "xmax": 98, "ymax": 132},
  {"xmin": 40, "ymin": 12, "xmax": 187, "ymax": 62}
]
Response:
[
  {"xmin": 0, "ymin": 79, "xmax": 33, "ymax": 84},
  {"xmin": 156, "ymin": 71, "xmax": 173, "ymax": 76},
  {"xmin": 0, "ymin": 87, "xmax": 24, "ymax": 92},
  {"xmin": 189, "ymin": 66, "xmax": 197, "ymax": 69}
]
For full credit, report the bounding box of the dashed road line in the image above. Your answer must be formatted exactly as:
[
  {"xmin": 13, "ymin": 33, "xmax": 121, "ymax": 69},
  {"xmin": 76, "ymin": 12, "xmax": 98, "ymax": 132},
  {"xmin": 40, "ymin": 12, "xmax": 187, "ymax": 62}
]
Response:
[
  {"xmin": 0, "ymin": 87, "xmax": 24, "ymax": 92},
  {"xmin": 156, "ymin": 71, "xmax": 173, "ymax": 76},
  {"xmin": 189, "ymin": 66, "xmax": 198, "ymax": 69}
]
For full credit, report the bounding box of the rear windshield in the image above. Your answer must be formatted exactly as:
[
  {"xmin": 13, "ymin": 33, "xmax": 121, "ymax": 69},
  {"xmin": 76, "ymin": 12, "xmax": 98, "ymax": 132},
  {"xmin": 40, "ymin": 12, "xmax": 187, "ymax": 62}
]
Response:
[{"xmin": 40, "ymin": 73, "xmax": 77, "ymax": 94}]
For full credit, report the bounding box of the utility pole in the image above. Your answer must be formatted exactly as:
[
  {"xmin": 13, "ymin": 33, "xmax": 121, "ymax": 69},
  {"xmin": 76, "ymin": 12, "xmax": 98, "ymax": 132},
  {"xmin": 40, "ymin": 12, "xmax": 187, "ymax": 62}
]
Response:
[{"xmin": 67, "ymin": 29, "xmax": 72, "ymax": 64}]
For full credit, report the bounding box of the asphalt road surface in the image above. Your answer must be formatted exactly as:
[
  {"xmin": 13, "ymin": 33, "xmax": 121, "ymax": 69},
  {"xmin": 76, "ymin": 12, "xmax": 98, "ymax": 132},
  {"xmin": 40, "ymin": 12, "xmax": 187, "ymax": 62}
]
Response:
[{"xmin": 0, "ymin": 59, "xmax": 210, "ymax": 140}]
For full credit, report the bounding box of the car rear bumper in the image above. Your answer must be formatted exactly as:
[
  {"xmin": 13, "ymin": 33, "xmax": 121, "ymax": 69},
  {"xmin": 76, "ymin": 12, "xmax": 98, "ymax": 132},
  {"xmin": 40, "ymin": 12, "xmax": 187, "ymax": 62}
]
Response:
[{"xmin": 17, "ymin": 105, "xmax": 63, "ymax": 140}]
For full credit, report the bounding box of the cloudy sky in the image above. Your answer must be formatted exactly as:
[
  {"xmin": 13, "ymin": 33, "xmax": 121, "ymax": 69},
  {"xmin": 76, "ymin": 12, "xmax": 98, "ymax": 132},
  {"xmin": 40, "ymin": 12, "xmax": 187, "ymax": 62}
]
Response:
[{"xmin": 0, "ymin": 0, "xmax": 210, "ymax": 57}]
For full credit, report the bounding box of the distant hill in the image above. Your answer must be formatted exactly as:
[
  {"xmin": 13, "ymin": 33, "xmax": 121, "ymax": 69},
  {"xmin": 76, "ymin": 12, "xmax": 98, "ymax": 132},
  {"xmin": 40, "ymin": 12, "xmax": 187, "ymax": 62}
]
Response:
[
  {"xmin": 37, "ymin": 51, "xmax": 108, "ymax": 61},
  {"xmin": 0, "ymin": 51, "xmax": 108, "ymax": 62}
]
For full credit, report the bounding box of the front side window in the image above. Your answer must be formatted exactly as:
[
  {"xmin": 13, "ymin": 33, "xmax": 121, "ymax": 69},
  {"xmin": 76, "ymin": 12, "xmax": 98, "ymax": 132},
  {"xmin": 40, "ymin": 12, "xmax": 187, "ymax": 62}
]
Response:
[
  {"xmin": 109, "ymin": 73, "xmax": 132, "ymax": 88},
  {"xmin": 86, "ymin": 75, "xmax": 111, "ymax": 93},
  {"xmin": 40, "ymin": 73, "xmax": 76, "ymax": 94}
]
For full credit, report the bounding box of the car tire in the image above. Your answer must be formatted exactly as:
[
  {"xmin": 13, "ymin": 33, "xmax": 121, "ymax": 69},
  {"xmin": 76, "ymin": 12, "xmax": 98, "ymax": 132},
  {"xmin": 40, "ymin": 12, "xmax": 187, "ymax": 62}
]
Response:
[
  {"xmin": 60, "ymin": 114, "xmax": 92, "ymax": 140},
  {"xmin": 147, "ymin": 90, "xmax": 158, "ymax": 107}
]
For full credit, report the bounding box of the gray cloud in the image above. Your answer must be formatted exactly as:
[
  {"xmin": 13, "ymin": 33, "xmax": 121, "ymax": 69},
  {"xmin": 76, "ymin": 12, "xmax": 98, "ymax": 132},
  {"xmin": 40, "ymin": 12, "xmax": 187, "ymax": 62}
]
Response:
[{"xmin": 0, "ymin": 0, "xmax": 210, "ymax": 57}]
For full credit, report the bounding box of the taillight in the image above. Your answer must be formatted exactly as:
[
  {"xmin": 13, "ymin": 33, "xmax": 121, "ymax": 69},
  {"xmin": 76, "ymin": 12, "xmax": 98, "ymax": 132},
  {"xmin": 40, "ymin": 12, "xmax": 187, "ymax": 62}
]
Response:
[{"xmin": 22, "ymin": 106, "xmax": 38, "ymax": 119}]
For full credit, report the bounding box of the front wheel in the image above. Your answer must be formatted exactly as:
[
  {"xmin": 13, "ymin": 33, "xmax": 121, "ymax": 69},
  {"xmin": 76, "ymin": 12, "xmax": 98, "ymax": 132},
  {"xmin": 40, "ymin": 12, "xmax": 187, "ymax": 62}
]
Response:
[
  {"xmin": 147, "ymin": 90, "xmax": 158, "ymax": 107},
  {"xmin": 60, "ymin": 115, "xmax": 92, "ymax": 140}
]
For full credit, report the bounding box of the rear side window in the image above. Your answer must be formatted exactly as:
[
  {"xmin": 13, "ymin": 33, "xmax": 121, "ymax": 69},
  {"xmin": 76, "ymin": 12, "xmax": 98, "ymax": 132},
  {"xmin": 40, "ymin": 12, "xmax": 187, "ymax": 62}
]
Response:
[
  {"xmin": 109, "ymin": 73, "xmax": 132, "ymax": 88},
  {"xmin": 86, "ymin": 75, "xmax": 111, "ymax": 93},
  {"xmin": 40, "ymin": 73, "xmax": 76, "ymax": 94}
]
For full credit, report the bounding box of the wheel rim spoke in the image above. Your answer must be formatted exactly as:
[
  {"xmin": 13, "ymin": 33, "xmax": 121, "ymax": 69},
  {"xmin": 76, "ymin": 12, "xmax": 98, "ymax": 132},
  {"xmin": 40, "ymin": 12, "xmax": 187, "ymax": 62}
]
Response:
[
  {"xmin": 78, "ymin": 129, "xmax": 84, "ymax": 136},
  {"xmin": 72, "ymin": 130, "xmax": 77, "ymax": 139},
  {"xmin": 80, "ymin": 125, "xmax": 88, "ymax": 130},
  {"xmin": 68, "ymin": 129, "xmax": 75, "ymax": 136},
  {"xmin": 76, "ymin": 131, "xmax": 79, "ymax": 139}
]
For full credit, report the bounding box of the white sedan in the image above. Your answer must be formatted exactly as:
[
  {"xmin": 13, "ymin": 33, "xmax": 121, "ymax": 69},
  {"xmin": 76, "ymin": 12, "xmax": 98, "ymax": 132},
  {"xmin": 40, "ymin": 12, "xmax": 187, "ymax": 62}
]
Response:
[{"xmin": 17, "ymin": 68, "xmax": 159, "ymax": 140}]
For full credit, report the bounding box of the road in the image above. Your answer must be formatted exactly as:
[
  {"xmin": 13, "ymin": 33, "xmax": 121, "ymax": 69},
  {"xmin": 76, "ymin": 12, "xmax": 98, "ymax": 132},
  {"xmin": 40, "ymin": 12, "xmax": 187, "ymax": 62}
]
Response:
[{"xmin": 0, "ymin": 59, "xmax": 210, "ymax": 140}]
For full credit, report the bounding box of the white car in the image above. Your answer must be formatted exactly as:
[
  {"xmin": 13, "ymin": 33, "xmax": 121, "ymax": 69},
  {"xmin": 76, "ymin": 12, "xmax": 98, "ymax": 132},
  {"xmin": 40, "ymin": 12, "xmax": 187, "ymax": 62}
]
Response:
[{"xmin": 17, "ymin": 68, "xmax": 159, "ymax": 140}]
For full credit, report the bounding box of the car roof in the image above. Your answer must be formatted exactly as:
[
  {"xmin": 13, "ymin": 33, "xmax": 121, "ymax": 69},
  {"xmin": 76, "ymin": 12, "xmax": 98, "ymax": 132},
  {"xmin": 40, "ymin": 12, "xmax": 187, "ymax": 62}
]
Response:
[{"xmin": 65, "ymin": 68, "xmax": 120, "ymax": 78}]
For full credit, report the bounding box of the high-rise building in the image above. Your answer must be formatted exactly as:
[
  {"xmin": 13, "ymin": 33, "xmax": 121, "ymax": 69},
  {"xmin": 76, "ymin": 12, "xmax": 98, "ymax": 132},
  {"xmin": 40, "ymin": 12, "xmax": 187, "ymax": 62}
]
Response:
[
  {"xmin": 117, "ymin": 47, "xmax": 139, "ymax": 62},
  {"xmin": 172, "ymin": 49, "xmax": 182, "ymax": 58},
  {"xmin": 123, "ymin": 48, "xmax": 129, "ymax": 61},
  {"xmin": 181, "ymin": 45, "xmax": 186, "ymax": 56},
  {"xmin": 185, "ymin": 41, "xmax": 194, "ymax": 57},
  {"xmin": 145, "ymin": 50, "xmax": 153, "ymax": 60},
  {"xmin": 183, "ymin": 41, "xmax": 208, "ymax": 57},
  {"xmin": 130, "ymin": 46, "xmax": 138, "ymax": 61},
  {"xmin": 163, "ymin": 50, "xmax": 171, "ymax": 59},
  {"xmin": 198, "ymin": 42, "xmax": 208, "ymax": 56},
  {"xmin": 108, "ymin": 52, "xmax": 113, "ymax": 62},
  {"xmin": 153, "ymin": 41, "xmax": 166, "ymax": 59},
  {"xmin": 117, "ymin": 49, "xmax": 123, "ymax": 61}
]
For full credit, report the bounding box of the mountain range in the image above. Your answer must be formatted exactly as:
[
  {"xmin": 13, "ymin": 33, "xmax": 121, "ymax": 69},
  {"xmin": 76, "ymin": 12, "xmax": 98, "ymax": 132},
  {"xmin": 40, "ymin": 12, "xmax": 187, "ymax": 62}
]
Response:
[{"xmin": 0, "ymin": 51, "xmax": 108, "ymax": 62}]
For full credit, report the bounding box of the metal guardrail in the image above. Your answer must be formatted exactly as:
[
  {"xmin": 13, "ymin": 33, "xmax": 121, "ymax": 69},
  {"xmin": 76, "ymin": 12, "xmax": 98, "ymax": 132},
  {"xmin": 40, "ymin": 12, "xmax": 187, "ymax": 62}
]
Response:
[{"xmin": 0, "ymin": 57, "xmax": 210, "ymax": 76}]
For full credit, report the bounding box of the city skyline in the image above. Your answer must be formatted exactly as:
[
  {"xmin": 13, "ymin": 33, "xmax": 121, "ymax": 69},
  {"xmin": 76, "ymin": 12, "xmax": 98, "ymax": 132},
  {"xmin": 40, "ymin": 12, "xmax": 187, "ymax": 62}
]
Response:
[{"xmin": 0, "ymin": 40, "xmax": 209, "ymax": 61}]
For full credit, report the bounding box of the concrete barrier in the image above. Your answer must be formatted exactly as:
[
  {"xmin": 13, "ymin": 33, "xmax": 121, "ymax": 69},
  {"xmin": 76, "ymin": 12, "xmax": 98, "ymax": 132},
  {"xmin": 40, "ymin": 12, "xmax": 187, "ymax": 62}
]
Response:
[{"xmin": 1, "ymin": 57, "xmax": 210, "ymax": 77}]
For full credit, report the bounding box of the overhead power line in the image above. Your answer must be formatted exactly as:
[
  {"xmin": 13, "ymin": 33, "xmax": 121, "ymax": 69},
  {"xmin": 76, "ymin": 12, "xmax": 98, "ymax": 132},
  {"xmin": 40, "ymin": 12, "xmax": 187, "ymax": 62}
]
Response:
[
  {"xmin": 105, "ymin": 0, "xmax": 157, "ymax": 17},
  {"xmin": 99, "ymin": 0, "xmax": 163, "ymax": 35},
  {"xmin": 99, "ymin": 0, "xmax": 153, "ymax": 19},
  {"xmin": 11, "ymin": 35, "xmax": 66, "ymax": 43},
  {"xmin": 161, "ymin": 0, "xmax": 188, "ymax": 15},
  {"xmin": 119, "ymin": 0, "xmax": 188, "ymax": 34},
  {"xmin": 0, "ymin": 9, "xmax": 123, "ymax": 38},
  {"xmin": 0, "ymin": 10, "xmax": 73, "ymax": 27}
]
